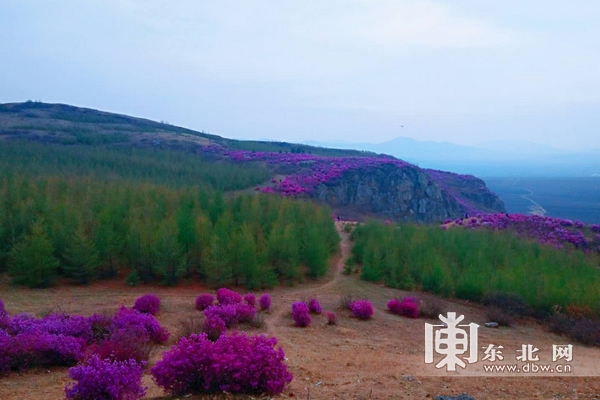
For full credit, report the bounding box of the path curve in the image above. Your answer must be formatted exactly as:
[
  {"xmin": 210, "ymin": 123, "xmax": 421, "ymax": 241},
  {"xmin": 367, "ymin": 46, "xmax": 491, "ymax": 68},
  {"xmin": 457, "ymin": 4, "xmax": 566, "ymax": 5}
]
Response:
[{"xmin": 264, "ymin": 221, "xmax": 352, "ymax": 333}]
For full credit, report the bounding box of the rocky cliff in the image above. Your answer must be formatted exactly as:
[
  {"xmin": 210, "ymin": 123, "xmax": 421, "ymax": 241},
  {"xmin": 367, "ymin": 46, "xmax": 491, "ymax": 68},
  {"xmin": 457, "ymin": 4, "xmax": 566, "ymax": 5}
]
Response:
[{"xmin": 313, "ymin": 164, "xmax": 505, "ymax": 223}]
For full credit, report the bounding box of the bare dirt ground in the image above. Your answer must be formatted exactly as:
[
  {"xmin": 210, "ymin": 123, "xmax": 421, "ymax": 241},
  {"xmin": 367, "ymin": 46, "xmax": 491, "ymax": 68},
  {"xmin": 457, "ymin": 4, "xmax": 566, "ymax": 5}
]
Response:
[{"xmin": 1, "ymin": 221, "xmax": 600, "ymax": 399}]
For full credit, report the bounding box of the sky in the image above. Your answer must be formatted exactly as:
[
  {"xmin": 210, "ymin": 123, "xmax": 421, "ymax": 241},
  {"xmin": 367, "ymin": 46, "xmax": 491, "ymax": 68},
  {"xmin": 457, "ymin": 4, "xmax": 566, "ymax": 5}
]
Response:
[{"xmin": 2, "ymin": 0, "xmax": 599, "ymax": 151}]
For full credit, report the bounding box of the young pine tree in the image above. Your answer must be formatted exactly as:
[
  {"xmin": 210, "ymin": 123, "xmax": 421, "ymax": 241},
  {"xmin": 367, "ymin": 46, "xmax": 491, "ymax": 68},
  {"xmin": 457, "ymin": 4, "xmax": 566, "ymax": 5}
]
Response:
[
  {"xmin": 154, "ymin": 218, "xmax": 185, "ymax": 286},
  {"xmin": 9, "ymin": 219, "xmax": 59, "ymax": 288},
  {"xmin": 62, "ymin": 224, "xmax": 99, "ymax": 284}
]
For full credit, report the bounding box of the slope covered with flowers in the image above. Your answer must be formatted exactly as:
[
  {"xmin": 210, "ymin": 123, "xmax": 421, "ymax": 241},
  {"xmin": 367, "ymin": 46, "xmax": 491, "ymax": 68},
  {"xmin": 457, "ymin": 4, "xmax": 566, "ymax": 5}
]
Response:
[
  {"xmin": 202, "ymin": 146, "xmax": 502, "ymax": 218},
  {"xmin": 444, "ymin": 213, "xmax": 600, "ymax": 253}
]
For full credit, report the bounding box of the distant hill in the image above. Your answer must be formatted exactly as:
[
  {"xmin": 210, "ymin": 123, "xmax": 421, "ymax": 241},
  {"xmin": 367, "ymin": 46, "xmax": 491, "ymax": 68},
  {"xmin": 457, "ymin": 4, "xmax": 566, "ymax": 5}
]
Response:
[
  {"xmin": 306, "ymin": 137, "xmax": 600, "ymax": 177},
  {"xmin": 0, "ymin": 101, "xmax": 505, "ymax": 222}
]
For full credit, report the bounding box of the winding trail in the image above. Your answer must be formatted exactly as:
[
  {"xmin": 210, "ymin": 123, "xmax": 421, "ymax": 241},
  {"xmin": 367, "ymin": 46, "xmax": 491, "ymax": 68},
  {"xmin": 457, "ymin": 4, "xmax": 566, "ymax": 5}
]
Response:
[
  {"xmin": 521, "ymin": 187, "xmax": 547, "ymax": 216},
  {"xmin": 264, "ymin": 221, "xmax": 352, "ymax": 333}
]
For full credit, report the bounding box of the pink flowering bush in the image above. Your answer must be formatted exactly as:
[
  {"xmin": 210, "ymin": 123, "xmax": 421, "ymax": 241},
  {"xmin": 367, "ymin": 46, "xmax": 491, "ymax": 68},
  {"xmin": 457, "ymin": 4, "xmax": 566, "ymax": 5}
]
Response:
[
  {"xmin": 388, "ymin": 297, "xmax": 419, "ymax": 318},
  {"xmin": 350, "ymin": 300, "xmax": 374, "ymax": 320},
  {"xmin": 92, "ymin": 328, "xmax": 152, "ymax": 364},
  {"xmin": 216, "ymin": 288, "xmax": 242, "ymax": 305},
  {"xmin": 65, "ymin": 354, "xmax": 146, "ymax": 400},
  {"xmin": 244, "ymin": 293, "xmax": 256, "ymax": 307},
  {"xmin": 151, "ymin": 332, "xmax": 293, "ymax": 396},
  {"xmin": 307, "ymin": 298, "xmax": 323, "ymax": 314},
  {"xmin": 195, "ymin": 293, "xmax": 214, "ymax": 311},
  {"xmin": 0, "ymin": 332, "xmax": 85, "ymax": 372},
  {"xmin": 259, "ymin": 294, "xmax": 272, "ymax": 311},
  {"xmin": 202, "ymin": 315, "xmax": 227, "ymax": 341},
  {"xmin": 291, "ymin": 302, "xmax": 311, "ymax": 327},
  {"xmin": 326, "ymin": 311, "xmax": 337, "ymax": 325},
  {"xmin": 111, "ymin": 307, "xmax": 169, "ymax": 344},
  {"xmin": 203, "ymin": 303, "xmax": 257, "ymax": 328},
  {"xmin": 133, "ymin": 293, "xmax": 161, "ymax": 315}
]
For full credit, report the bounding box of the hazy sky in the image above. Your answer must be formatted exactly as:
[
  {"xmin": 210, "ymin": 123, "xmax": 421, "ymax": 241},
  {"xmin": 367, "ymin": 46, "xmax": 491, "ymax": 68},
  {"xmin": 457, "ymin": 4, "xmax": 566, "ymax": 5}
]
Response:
[{"xmin": 2, "ymin": 1, "xmax": 599, "ymax": 150}]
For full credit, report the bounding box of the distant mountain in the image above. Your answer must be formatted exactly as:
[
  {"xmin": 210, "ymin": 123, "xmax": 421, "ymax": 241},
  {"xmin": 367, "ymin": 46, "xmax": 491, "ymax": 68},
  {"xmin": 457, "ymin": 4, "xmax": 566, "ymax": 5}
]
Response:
[{"xmin": 306, "ymin": 137, "xmax": 600, "ymax": 177}]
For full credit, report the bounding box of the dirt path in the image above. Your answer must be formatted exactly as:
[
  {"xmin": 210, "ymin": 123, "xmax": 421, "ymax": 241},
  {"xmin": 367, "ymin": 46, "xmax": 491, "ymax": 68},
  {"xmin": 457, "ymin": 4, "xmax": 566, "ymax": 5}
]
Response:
[{"xmin": 264, "ymin": 221, "xmax": 351, "ymax": 333}]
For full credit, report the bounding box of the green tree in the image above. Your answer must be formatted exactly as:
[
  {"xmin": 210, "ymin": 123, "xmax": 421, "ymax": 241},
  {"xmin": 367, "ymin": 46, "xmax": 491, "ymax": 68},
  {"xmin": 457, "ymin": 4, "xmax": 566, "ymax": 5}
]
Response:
[
  {"xmin": 9, "ymin": 219, "xmax": 59, "ymax": 287},
  {"xmin": 62, "ymin": 225, "xmax": 99, "ymax": 284},
  {"xmin": 154, "ymin": 218, "xmax": 185, "ymax": 286}
]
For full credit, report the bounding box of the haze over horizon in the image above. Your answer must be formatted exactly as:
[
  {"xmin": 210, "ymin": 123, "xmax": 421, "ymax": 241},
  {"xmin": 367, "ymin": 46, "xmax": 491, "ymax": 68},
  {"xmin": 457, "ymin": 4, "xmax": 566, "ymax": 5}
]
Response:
[{"xmin": 2, "ymin": 1, "xmax": 599, "ymax": 152}]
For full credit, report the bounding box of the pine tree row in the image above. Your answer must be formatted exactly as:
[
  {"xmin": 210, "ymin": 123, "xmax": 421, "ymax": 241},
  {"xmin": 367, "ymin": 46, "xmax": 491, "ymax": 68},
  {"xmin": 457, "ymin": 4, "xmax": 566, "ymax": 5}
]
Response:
[{"xmin": 0, "ymin": 175, "xmax": 340, "ymax": 288}]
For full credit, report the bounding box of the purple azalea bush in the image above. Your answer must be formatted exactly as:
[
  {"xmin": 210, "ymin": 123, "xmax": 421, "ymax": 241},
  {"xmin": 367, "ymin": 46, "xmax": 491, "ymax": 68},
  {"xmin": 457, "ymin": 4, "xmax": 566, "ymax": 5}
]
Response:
[
  {"xmin": 259, "ymin": 294, "xmax": 272, "ymax": 311},
  {"xmin": 195, "ymin": 293, "xmax": 214, "ymax": 311},
  {"xmin": 151, "ymin": 332, "xmax": 293, "ymax": 396},
  {"xmin": 388, "ymin": 297, "xmax": 419, "ymax": 319},
  {"xmin": 133, "ymin": 293, "xmax": 161, "ymax": 315},
  {"xmin": 326, "ymin": 311, "xmax": 337, "ymax": 325},
  {"xmin": 350, "ymin": 300, "xmax": 374, "ymax": 320},
  {"xmin": 291, "ymin": 302, "xmax": 311, "ymax": 327},
  {"xmin": 307, "ymin": 298, "xmax": 323, "ymax": 314},
  {"xmin": 65, "ymin": 354, "xmax": 146, "ymax": 400},
  {"xmin": 216, "ymin": 288, "xmax": 243, "ymax": 305},
  {"xmin": 244, "ymin": 293, "xmax": 256, "ymax": 307},
  {"xmin": 111, "ymin": 307, "xmax": 170, "ymax": 344}
]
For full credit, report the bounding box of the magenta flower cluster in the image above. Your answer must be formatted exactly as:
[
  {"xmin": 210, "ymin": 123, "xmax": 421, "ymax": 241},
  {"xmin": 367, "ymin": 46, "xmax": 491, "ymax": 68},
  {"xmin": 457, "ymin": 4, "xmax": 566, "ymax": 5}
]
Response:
[
  {"xmin": 197, "ymin": 289, "xmax": 263, "ymax": 340},
  {"xmin": 0, "ymin": 301, "xmax": 170, "ymax": 383},
  {"xmin": 65, "ymin": 354, "xmax": 146, "ymax": 400},
  {"xmin": 244, "ymin": 293, "xmax": 256, "ymax": 307},
  {"xmin": 259, "ymin": 294, "xmax": 272, "ymax": 311},
  {"xmin": 326, "ymin": 311, "xmax": 337, "ymax": 325},
  {"xmin": 151, "ymin": 332, "xmax": 293, "ymax": 396},
  {"xmin": 291, "ymin": 302, "xmax": 311, "ymax": 327},
  {"xmin": 446, "ymin": 213, "xmax": 600, "ymax": 252},
  {"xmin": 216, "ymin": 288, "xmax": 243, "ymax": 305},
  {"xmin": 387, "ymin": 297, "xmax": 419, "ymax": 319},
  {"xmin": 133, "ymin": 293, "xmax": 161, "ymax": 315},
  {"xmin": 195, "ymin": 293, "xmax": 214, "ymax": 310},
  {"xmin": 307, "ymin": 298, "xmax": 323, "ymax": 314},
  {"xmin": 111, "ymin": 306, "xmax": 170, "ymax": 344},
  {"xmin": 350, "ymin": 300, "xmax": 374, "ymax": 320}
]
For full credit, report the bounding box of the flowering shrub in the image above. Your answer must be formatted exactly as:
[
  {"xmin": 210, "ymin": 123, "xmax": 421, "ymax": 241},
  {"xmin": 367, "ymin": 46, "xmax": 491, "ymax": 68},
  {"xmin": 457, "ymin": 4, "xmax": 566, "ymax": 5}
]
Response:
[
  {"xmin": 307, "ymin": 298, "xmax": 323, "ymax": 314},
  {"xmin": 7, "ymin": 312, "xmax": 94, "ymax": 341},
  {"xmin": 203, "ymin": 303, "xmax": 257, "ymax": 328},
  {"xmin": 244, "ymin": 293, "xmax": 256, "ymax": 307},
  {"xmin": 387, "ymin": 298, "xmax": 402, "ymax": 314},
  {"xmin": 291, "ymin": 302, "xmax": 311, "ymax": 327},
  {"xmin": 65, "ymin": 354, "xmax": 146, "ymax": 400},
  {"xmin": 111, "ymin": 307, "xmax": 169, "ymax": 344},
  {"xmin": 202, "ymin": 315, "xmax": 227, "ymax": 341},
  {"xmin": 388, "ymin": 297, "xmax": 419, "ymax": 318},
  {"xmin": 133, "ymin": 293, "xmax": 161, "ymax": 315},
  {"xmin": 195, "ymin": 293, "xmax": 214, "ymax": 311},
  {"xmin": 259, "ymin": 294, "xmax": 272, "ymax": 311},
  {"xmin": 92, "ymin": 328, "xmax": 153, "ymax": 363},
  {"xmin": 326, "ymin": 311, "xmax": 337, "ymax": 325},
  {"xmin": 235, "ymin": 304, "xmax": 257, "ymax": 323},
  {"xmin": 151, "ymin": 332, "xmax": 293, "ymax": 396},
  {"xmin": 216, "ymin": 288, "xmax": 242, "ymax": 305},
  {"xmin": 350, "ymin": 300, "xmax": 374, "ymax": 320},
  {"xmin": 0, "ymin": 332, "xmax": 84, "ymax": 371},
  {"xmin": 203, "ymin": 305, "xmax": 239, "ymax": 328},
  {"xmin": 445, "ymin": 213, "xmax": 600, "ymax": 252}
]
